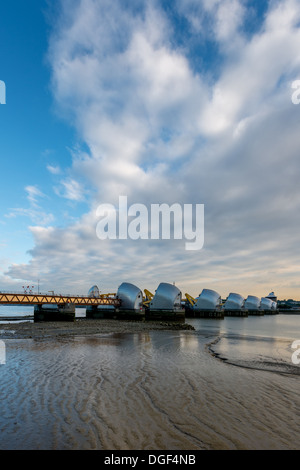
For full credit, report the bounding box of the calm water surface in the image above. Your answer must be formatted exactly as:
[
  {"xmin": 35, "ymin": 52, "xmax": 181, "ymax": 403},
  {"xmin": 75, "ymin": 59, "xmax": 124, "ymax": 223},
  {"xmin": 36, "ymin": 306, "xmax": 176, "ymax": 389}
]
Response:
[{"xmin": 0, "ymin": 313, "xmax": 299, "ymax": 450}]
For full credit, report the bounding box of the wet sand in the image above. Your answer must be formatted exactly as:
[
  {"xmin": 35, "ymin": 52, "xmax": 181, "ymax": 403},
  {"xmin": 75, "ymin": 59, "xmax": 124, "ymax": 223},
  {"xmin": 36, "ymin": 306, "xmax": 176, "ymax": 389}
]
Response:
[
  {"xmin": 0, "ymin": 317, "xmax": 299, "ymax": 450},
  {"xmin": 0, "ymin": 318, "xmax": 195, "ymax": 340}
]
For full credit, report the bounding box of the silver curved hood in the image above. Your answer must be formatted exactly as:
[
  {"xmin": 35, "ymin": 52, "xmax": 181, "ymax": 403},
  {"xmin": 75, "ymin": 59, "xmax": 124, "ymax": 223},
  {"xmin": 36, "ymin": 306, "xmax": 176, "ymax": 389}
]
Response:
[
  {"xmin": 260, "ymin": 297, "xmax": 273, "ymax": 310},
  {"xmin": 224, "ymin": 293, "xmax": 245, "ymax": 310},
  {"xmin": 150, "ymin": 283, "xmax": 182, "ymax": 311},
  {"xmin": 88, "ymin": 285, "xmax": 100, "ymax": 298},
  {"xmin": 194, "ymin": 289, "xmax": 221, "ymax": 310},
  {"xmin": 117, "ymin": 282, "xmax": 143, "ymax": 310},
  {"xmin": 244, "ymin": 295, "xmax": 260, "ymax": 310}
]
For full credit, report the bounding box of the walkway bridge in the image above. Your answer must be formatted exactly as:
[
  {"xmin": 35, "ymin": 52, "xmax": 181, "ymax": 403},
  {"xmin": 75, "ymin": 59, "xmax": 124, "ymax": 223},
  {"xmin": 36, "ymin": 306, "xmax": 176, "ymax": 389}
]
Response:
[
  {"xmin": 0, "ymin": 292, "xmax": 120, "ymax": 307},
  {"xmin": 0, "ymin": 291, "xmax": 121, "ymax": 321}
]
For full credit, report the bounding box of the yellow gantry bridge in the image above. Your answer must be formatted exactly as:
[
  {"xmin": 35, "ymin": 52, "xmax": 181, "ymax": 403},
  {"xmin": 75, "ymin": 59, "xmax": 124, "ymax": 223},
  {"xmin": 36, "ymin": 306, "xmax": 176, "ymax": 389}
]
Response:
[{"xmin": 0, "ymin": 292, "xmax": 121, "ymax": 308}]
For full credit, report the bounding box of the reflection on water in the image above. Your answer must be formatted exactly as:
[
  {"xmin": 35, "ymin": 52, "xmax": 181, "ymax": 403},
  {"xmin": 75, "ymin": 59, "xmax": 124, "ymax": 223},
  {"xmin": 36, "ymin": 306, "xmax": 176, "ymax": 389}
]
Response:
[
  {"xmin": 0, "ymin": 322, "xmax": 300, "ymax": 450},
  {"xmin": 188, "ymin": 314, "xmax": 300, "ymax": 340},
  {"xmin": 0, "ymin": 306, "xmax": 87, "ymax": 322},
  {"xmin": 208, "ymin": 334, "xmax": 300, "ymax": 375},
  {"xmin": 189, "ymin": 315, "xmax": 300, "ymax": 375}
]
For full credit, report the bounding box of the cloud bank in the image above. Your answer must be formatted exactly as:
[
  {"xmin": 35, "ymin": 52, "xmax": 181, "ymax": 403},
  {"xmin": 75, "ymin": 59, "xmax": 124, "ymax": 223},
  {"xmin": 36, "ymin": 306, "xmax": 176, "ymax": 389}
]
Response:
[{"xmin": 6, "ymin": 0, "xmax": 300, "ymax": 298}]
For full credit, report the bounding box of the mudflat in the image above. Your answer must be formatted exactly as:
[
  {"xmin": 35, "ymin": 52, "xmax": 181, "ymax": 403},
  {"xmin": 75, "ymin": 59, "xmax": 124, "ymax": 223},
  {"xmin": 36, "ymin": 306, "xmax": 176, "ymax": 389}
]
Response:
[{"xmin": 0, "ymin": 318, "xmax": 194, "ymax": 339}]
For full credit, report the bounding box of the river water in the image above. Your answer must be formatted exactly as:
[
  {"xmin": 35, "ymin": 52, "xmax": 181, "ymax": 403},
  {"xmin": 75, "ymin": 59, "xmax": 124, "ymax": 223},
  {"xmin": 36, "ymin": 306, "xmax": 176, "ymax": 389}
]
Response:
[{"xmin": 0, "ymin": 313, "xmax": 299, "ymax": 450}]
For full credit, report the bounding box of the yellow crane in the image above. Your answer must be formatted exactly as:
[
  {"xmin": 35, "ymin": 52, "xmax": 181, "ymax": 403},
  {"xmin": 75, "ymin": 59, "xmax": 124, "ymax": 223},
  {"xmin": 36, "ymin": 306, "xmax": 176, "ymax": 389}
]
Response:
[
  {"xmin": 185, "ymin": 293, "xmax": 196, "ymax": 307},
  {"xmin": 143, "ymin": 289, "xmax": 154, "ymax": 306}
]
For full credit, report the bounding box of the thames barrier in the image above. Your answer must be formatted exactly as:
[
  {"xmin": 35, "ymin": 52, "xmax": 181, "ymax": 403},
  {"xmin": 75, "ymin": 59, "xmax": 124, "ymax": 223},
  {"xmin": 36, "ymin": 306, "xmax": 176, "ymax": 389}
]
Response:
[{"xmin": 0, "ymin": 283, "xmax": 279, "ymax": 322}]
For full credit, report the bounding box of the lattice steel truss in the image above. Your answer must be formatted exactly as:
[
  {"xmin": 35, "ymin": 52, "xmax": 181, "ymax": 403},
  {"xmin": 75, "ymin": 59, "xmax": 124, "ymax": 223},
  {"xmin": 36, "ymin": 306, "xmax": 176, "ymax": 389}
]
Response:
[{"xmin": 0, "ymin": 292, "xmax": 121, "ymax": 307}]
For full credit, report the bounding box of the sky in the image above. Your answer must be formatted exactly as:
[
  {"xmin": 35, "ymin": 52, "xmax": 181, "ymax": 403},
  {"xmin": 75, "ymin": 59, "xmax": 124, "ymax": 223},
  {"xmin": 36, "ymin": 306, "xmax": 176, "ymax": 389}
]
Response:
[{"xmin": 0, "ymin": 0, "xmax": 300, "ymax": 300}]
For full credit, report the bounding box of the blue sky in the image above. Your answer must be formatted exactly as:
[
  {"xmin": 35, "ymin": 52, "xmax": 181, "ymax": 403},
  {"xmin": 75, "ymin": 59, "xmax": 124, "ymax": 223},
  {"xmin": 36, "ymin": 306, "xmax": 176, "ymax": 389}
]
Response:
[
  {"xmin": 0, "ymin": 1, "xmax": 86, "ymax": 267},
  {"xmin": 1, "ymin": 0, "xmax": 300, "ymax": 300}
]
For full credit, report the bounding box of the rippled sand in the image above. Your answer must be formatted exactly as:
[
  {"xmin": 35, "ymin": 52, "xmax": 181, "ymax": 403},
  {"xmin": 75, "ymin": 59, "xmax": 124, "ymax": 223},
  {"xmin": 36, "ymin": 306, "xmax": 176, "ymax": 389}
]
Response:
[{"xmin": 0, "ymin": 321, "xmax": 299, "ymax": 450}]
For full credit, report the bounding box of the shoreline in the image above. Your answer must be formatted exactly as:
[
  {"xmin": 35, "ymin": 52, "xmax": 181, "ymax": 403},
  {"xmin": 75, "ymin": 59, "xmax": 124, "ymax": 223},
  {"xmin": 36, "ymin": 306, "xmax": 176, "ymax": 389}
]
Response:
[{"xmin": 0, "ymin": 317, "xmax": 195, "ymax": 340}]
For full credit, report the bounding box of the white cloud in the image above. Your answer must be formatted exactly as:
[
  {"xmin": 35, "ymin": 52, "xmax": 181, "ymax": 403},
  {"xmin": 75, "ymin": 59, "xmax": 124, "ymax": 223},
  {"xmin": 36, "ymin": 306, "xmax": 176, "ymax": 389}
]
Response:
[
  {"xmin": 25, "ymin": 185, "xmax": 45, "ymax": 206},
  {"xmin": 214, "ymin": 0, "xmax": 246, "ymax": 42},
  {"xmin": 55, "ymin": 177, "xmax": 86, "ymax": 201},
  {"xmin": 47, "ymin": 164, "xmax": 61, "ymax": 175},
  {"xmin": 5, "ymin": 185, "xmax": 54, "ymax": 226},
  {"xmin": 5, "ymin": 208, "xmax": 54, "ymax": 226},
  {"xmin": 5, "ymin": 0, "xmax": 300, "ymax": 299}
]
